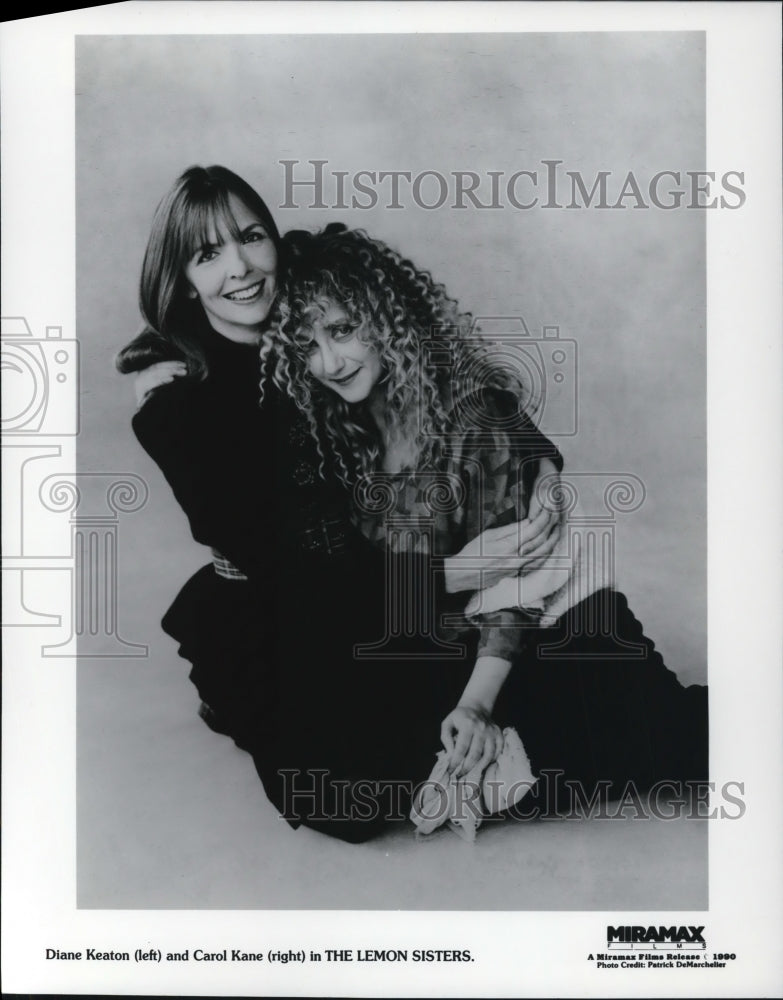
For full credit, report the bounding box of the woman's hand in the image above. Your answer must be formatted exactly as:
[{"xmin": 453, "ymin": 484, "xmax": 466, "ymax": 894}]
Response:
[
  {"xmin": 440, "ymin": 703, "xmax": 503, "ymax": 778},
  {"xmin": 134, "ymin": 361, "xmax": 188, "ymax": 407},
  {"xmin": 444, "ymin": 457, "xmax": 562, "ymax": 593}
]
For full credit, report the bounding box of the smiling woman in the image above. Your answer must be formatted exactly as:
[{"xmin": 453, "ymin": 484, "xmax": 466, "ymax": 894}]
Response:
[
  {"xmin": 115, "ymin": 165, "xmax": 564, "ymax": 843},
  {"xmin": 268, "ymin": 223, "xmax": 709, "ymax": 835},
  {"xmin": 183, "ymin": 195, "xmax": 278, "ymax": 345},
  {"xmin": 302, "ymin": 302, "xmax": 383, "ymax": 403}
]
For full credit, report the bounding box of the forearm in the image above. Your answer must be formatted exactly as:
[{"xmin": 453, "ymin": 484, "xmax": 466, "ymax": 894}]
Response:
[
  {"xmin": 458, "ymin": 655, "xmax": 513, "ymax": 713},
  {"xmin": 444, "ymin": 551, "xmax": 517, "ymax": 594},
  {"xmin": 443, "ymin": 552, "xmax": 467, "ymax": 593}
]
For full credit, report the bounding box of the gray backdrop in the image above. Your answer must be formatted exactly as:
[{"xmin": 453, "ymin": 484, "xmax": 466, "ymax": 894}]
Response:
[
  {"xmin": 77, "ymin": 32, "xmax": 706, "ymax": 681},
  {"xmin": 75, "ymin": 33, "xmax": 707, "ymax": 908}
]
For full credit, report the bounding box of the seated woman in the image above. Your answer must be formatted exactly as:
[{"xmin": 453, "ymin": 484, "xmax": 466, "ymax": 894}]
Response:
[
  {"xmin": 266, "ymin": 223, "xmax": 708, "ymax": 833},
  {"xmin": 118, "ymin": 165, "xmax": 562, "ymax": 843}
]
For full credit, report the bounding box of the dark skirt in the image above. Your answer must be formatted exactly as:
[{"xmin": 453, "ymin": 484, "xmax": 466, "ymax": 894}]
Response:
[
  {"xmin": 161, "ymin": 565, "xmax": 278, "ymax": 754},
  {"xmin": 161, "ymin": 548, "xmax": 708, "ymax": 843}
]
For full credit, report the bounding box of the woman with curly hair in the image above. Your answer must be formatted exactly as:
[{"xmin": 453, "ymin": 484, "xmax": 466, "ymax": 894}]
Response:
[
  {"xmin": 117, "ymin": 165, "xmax": 563, "ymax": 843},
  {"xmin": 267, "ymin": 223, "xmax": 708, "ymax": 834}
]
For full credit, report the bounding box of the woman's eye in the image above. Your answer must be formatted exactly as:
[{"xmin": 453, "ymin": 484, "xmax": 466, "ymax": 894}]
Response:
[
  {"xmin": 332, "ymin": 324, "xmax": 355, "ymax": 341},
  {"xmin": 243, "ymin": 230, "xmax": 267, "ymax": 244},
  {"xmin": 196, "ymin": 247, "xmax": 218, "ymax": 264}
]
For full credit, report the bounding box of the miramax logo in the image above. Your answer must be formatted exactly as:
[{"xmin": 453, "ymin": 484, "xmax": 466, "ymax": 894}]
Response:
[{"xmin": 607, "ymin": 926, "xmax": 706, "ymax": 949}]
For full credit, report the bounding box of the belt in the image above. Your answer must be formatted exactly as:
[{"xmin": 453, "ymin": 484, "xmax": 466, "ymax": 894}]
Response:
[
  {"xmin": 211, "ymin": 549, "xmax": 249, "ymax": 580},
  {"xmin": 211, "ymin": 516, "xmax": 351, "ymax": 580}
]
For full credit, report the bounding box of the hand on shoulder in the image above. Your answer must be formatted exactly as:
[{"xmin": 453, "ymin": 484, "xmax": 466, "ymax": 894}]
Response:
[{"xmin": 134, "ymin": 361, "xmax": 188, "ymax": 408}]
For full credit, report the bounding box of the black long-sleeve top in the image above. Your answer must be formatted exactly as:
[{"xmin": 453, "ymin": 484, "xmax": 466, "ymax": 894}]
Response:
[{"xmin": 131, "ymin": 328, "xmax": 353, "ymax": 587}]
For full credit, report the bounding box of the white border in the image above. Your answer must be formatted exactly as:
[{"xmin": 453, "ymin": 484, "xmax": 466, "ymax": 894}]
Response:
[{"xmin": 2, "ymin": 2, "xmax": 781, "ymax": 996}]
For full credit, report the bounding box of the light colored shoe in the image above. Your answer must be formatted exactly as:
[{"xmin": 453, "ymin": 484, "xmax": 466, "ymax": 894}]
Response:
[
  {"xmin": 410, "ymin": 754, "xmax": 484, "ymax": 840},
  {"xmin": 410, "ymin": 728, "xmax": 537, "ymax": 840},
  {"xmin": 482, "ymin": 727, "xmax": 537, "ymax": 814}
]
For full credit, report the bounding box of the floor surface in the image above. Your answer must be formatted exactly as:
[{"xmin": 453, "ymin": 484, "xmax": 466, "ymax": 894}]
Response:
[{"xmin": 78, "ymin": 649, "xmax": 707, "ymax": 911}]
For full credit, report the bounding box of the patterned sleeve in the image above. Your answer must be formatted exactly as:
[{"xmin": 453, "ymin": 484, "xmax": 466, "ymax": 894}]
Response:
[{"xmin": 455, "ymin": 391, "xmax": 554, "ymax": 661}]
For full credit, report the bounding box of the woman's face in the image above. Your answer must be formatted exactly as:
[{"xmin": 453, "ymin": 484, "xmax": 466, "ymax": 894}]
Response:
[
  {"xmin": 304, "ymin": 301, "xmax": 384, "ymax": 404},
  {"xmin": 184, "ymin": 194, "xmax": 278, "ymax": 344}
]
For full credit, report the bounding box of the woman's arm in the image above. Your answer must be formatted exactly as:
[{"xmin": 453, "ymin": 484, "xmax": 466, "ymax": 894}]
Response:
[
  {"xmin": 440, "ymin": 654, "xmax": 511, "ymax": 774},
  {"xmin": 443, "ymin": 457, "xmax": 562, "ymax": 592},
  {"xmin": 440, "ymin": 391, "xmax": 555, "ymax": 772},
  {"xmin": 131, "ymin": 377, "xmax": 277, "ymax": 581}
]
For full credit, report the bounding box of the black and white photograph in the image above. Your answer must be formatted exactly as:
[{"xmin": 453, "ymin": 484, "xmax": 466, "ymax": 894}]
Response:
[{"xmin": 1, "ymin": 2, "xmax": 781, "ymax": 996}]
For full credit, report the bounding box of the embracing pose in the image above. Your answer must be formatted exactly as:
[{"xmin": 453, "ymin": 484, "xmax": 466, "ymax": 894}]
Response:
[
  {"xmin": 266, "ymin": 223, "xmax": 709, "ymax": 832},
  {"xmin": 118, "ymin": 165, "xmax": 562, "ymax": 842}
]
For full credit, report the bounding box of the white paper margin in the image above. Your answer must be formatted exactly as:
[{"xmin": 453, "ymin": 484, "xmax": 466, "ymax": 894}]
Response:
[{"xmin": 1, "ymin": 2, "xmax": 781, "ymax": 996}]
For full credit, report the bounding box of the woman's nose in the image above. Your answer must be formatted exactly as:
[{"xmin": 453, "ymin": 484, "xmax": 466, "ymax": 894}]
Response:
[
  {"xmin": 318, "ymin": 340, "xmax": 344, "ymax": 376},
  {"xmin": 224, "ymin": 241, "xmax": 251, "ymax": 277}
]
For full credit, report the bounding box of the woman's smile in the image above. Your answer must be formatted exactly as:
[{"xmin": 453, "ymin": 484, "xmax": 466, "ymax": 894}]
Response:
[
  {"xmin": 329, "ymin": 367, "xmax": 360, "ymax": 386},
  {"xmin": 223, "ymin": 278, "xmax": 266, "ymax": 303},
  {"xmin": 184, "ymin": 193, "xmax": 278, "ymax": 344},
  {"xmin": 305, "ymin": 302, "xmax": 383, "ymax": 402}
]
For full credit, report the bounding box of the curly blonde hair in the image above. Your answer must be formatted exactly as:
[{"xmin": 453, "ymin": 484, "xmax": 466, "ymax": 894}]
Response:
[{"xmin": 261, "ymin": 224, "xmax": 522, "ymax": 487}]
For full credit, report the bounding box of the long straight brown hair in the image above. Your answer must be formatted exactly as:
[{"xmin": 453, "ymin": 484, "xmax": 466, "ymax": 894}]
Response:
[{"xmin": 116, "ymin": 165, "xmax": 281, "ymax": 377}]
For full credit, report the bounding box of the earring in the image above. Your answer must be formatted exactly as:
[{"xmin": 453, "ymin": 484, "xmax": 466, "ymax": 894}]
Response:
[{"xmin": 187, "ymin": 288, "xmax": 198, "ymax": 299}]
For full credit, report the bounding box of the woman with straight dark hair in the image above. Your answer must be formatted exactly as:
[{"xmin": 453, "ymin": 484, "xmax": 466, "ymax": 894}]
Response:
[{"xmin": 118, "ymin": 165, "xmax": 563, "ymax": 842}]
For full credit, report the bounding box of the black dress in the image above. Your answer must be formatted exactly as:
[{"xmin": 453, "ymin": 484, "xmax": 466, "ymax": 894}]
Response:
[{"xmin": 133, "ymin": 333, "xmax": 707, "ymax": 841}]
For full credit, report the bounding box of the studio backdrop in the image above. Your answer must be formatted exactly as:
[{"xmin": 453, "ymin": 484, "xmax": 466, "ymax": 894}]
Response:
[{"xmin": 74, "ymin": 31, "xmax": 707, "ymax": 905}]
